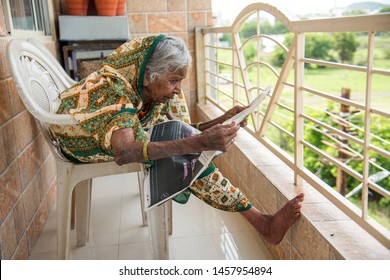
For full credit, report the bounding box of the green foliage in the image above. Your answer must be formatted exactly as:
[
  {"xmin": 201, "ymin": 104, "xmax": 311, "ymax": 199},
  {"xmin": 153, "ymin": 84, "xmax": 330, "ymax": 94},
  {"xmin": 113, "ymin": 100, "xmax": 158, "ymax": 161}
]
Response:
[
  {"xmin": 333, "ymin": 32, "xmax": 359, "ymax": 63},
  {"xmin": 271, "ymin": 33, "xmax": 335, "ymax": 68},
  {"xmin": 220, "ymin": 33, "xmax": 232, "ymax": 46},
  {"xmin": 379, "ymin": 6, "xmax": 390, "ymax": 13},
  {"xmin": 239, "ymin": 19, "xmax": 288, "ymax": 40},
  {"xmin": 239, "ymin": 21, "xmax": 257, "ymax": 39}
]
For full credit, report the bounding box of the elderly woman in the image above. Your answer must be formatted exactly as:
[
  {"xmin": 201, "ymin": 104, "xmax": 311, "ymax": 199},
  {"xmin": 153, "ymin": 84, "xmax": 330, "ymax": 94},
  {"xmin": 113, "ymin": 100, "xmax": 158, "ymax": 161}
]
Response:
[{"xmin": 51, "ymin": 34, "xmax": 304, "ymax": 246}]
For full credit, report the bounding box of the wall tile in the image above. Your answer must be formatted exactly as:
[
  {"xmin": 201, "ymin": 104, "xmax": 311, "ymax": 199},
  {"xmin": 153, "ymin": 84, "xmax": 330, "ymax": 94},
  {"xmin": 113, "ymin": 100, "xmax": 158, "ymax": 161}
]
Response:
[
  {"xmin": 291, "ymin": 217, "xmax": 329, "ymax": 259},
  {"xmin": 0, "ymin": 125, "xmax": 7, "ymax": 173},
  {"xmin": 148, "ymin": 13, "xmax": 186, "ymax": 33},
  {"xmin": 0, "ymin": 39, "xmax": 9, "ymax": 79},
  {"xmin": 188, "ymin": 11, "xmax": 207, "ymax": 32},
  {"xmin": 2, "ymin": 121, "xmax": 17, "ymax": 165},
  {"xmin": 11, "ymin": 234, "xmax": 29, "ymax": 260},
  {"xmin": 26, "ymin": 198, "xmax": 48, "ymax": 253},
  {"xmin": 0, "ymin": 211, "xmax": 17, "ymax": 259},
  {"xmin": 314, "ymin": 220, "xmax": 390, "ymax": 259},
  {"xmin": 0, "ymin": 80, "xmax": 11, "ymax": 124},
  {"xmin": 0, "ymin": 161, "xmax": 22, "ymax": 222},
  {"xmin": 188, "ymin": 0, "xmax": 211, "ymax": 11},
  {"xmin": 167, "ymin": 0, "xmax": 186, "ymax": 11},
  {"xmin": 23, "ymin": 176, "xmax": 41, "ymax": 225},
  {"xmin": 0, "ymin": 1, "xmax": 7, "ymax": 36},
  {"xmin": 14, "ymin": 111, "xmax": 39, "ymax": 153},
  {"xmin": 8, "ymin": 79, "xmax": 25, "ymax": 117},
  {"xmin": 126, "ymin": 0, "xmax": 166, "ymax": 12},
  {"xmin": 37, "ymin": 133, "xmax": 51, "ymax": 162},
  {"xmin": 13, "ymin": 197, "xmax": 26, "ymax": 242},
  {"xmin": 18, "ymin": 139, "xmax": 42, "ymax": 190},
  {"xmin": 38, "ymin": 153, "xmax": 56, "ymax": 200},
  {"xmin": 128, "ymin": 14, "xmax": 147, "ymax": 34}
]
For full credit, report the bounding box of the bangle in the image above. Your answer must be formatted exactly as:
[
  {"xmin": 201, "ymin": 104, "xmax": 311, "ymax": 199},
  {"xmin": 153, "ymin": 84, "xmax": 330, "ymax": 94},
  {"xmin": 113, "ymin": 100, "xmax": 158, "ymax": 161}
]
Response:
[
  {"xmin": 195, "ymin": 122, "xmax": 202, "ymax": 130},
  {"xmin": 143, "ymin": 141, "xmax": 150, "ymax": 162}
]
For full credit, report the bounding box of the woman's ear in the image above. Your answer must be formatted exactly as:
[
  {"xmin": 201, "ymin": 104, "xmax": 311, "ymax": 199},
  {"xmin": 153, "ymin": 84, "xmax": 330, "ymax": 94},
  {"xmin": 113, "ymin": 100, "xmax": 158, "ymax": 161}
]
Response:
[{"xmin": 143, "ymin": 69, "xmax": 150, "ymax": 86}]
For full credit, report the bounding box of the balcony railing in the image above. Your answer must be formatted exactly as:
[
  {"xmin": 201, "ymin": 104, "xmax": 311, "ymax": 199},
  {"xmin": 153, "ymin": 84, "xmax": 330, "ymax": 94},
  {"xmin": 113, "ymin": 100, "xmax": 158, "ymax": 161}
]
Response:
[{"xmin": 196, "ymin": 3, "xmax": 390, "ymax": 249}]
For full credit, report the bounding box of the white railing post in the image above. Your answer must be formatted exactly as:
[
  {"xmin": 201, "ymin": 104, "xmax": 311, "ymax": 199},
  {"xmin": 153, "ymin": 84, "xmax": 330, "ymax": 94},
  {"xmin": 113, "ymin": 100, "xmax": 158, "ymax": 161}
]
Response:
[
  {"xmin": 294, "ymin": 32, "xmax": 305, "ymax": 186},
  {"xmin": 361, "ymin": 31, "xmax": 375, "ymax": 220}
]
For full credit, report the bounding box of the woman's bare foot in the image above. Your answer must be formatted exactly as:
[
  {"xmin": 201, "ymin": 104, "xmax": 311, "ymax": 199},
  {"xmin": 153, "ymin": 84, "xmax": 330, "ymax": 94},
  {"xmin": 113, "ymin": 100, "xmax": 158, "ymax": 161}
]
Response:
[{"xmin": 241, "ymin": 193, "xmax": 304, "ymax": 245}]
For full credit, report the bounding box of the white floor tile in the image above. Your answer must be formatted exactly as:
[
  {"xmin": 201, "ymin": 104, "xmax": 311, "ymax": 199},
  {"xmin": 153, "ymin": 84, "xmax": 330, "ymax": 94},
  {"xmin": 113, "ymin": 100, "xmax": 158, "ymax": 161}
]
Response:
[{"xmin": 29, "ymin": 173, "xmax": 272, "ymax": 260}]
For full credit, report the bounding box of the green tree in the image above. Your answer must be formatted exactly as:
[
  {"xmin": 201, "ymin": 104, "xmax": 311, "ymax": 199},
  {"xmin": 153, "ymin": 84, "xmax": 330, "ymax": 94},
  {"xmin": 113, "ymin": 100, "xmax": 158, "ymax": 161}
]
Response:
[
  {"xmin": 333, "ymin": 32, "xmax": 359, "ymax": 63},
  {"xmin": 379, "ymin": 6, "xmax": 390, "ymax": 13},
  {"xmin": 273, "ymin": 20, "xmax": 288, "ymax": 34},
  {"xmin": 271, "ymin": 33, "xmax": 334, "ymax": 68}
]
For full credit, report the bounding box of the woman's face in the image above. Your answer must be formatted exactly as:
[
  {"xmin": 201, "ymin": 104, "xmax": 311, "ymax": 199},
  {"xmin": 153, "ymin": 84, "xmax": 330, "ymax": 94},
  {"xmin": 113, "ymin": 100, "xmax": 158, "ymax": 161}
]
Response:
[{"xmin": 143, "ymin": 67, "xmax": 187, "ymax": 104}]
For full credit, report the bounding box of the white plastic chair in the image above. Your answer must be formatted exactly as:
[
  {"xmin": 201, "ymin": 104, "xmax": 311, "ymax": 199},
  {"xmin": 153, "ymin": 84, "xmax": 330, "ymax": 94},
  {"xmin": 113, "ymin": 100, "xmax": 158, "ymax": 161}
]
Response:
[{"xmin": 7, "ymin": 39, "xmax": 170, "ymax": 259}]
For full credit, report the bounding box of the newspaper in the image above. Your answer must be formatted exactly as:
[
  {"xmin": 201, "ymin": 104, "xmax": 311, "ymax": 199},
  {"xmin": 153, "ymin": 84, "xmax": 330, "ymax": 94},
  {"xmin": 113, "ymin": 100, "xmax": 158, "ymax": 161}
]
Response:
[{"xmin": 143, "ymin": 85, "xmax": 271, "ymax": 210}]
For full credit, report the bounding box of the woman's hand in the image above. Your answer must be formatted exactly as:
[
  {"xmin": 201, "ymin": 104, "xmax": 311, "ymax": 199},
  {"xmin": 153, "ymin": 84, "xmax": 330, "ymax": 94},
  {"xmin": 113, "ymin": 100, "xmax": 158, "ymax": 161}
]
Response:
[
  {"xmin": 198, "ymin": 122, "xmax": 240, "ymax": 152},
  {"xmin": 224, "ymin": 105, "xmax": 249, "ymax": 127}
]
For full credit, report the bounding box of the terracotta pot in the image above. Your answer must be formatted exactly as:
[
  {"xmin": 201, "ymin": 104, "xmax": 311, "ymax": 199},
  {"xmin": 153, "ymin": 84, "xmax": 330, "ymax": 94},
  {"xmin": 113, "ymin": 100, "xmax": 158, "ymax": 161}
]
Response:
[
  {"xmin": 66, "ymin": 0, "xmax": 89, "ymax": 16},
  {"xmin": 95, "ymin": 0, "xmax": 118, "ymax": 16},
  {"xmin": 116, "ymin": 0, "xmax": 126, "ymax": 16}
]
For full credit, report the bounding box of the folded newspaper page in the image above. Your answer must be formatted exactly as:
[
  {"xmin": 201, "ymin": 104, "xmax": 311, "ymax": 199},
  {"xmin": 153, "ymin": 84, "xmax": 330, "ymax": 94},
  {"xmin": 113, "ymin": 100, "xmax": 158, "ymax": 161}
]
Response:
[{"xmin": 144, "ymin": 86, "xmax": 271, "ymax": 210}]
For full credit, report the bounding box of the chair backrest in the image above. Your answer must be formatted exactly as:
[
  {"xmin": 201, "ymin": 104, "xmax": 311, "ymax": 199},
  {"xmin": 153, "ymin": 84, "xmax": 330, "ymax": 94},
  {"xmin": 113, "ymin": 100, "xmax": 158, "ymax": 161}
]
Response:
[
  {"xmin": 7, "ymin": 39, "xmax": 78, "ymax": 126},
  {"xmin": 27, "ymin": 37, "xmax": 76, "ymax": 88}
]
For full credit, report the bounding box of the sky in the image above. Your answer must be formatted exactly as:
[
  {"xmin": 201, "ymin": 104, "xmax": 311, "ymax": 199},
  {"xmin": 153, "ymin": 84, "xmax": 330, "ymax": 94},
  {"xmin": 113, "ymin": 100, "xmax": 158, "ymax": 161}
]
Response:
[{"xmin": 212, "ymin": 0, "xmax": 390, "ymax": 22}]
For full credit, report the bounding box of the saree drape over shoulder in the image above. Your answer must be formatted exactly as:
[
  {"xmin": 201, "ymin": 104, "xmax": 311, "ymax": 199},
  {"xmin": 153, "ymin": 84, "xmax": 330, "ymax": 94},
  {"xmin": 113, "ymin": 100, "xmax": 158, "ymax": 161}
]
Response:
[{"xmin": 51, "ymin": 34, "xmax": 251, "ymax": 212}]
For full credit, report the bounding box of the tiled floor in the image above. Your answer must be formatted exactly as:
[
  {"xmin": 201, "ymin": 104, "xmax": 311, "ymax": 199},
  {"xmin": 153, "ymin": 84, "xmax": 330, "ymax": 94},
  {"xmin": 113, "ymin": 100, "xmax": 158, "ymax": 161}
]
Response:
[{"xmin": 29, "ymin": 173, "xmax": 273, "ymax": 260}]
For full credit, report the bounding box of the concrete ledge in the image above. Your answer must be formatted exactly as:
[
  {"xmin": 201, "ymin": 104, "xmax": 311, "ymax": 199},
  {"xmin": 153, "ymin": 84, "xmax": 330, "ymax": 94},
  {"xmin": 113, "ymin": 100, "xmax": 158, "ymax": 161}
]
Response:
[{"xmin": 197, "ymin": 102, "xmax": 390, "ymax": 259}]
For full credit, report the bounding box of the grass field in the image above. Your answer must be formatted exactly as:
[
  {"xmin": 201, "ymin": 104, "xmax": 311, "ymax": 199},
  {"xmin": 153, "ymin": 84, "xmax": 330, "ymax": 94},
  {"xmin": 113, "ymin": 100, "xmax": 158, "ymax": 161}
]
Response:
[{"xmin": 216, "ymin": 34, "xmax": 390, "ymax": 111}]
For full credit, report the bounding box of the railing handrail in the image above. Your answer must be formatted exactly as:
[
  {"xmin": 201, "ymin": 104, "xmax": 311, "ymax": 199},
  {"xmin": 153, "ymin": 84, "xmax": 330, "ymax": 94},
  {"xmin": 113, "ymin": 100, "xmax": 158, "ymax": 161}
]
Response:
[{"xmin": 196, "ymin": 2, "xmax": 390, "ymax": 249}]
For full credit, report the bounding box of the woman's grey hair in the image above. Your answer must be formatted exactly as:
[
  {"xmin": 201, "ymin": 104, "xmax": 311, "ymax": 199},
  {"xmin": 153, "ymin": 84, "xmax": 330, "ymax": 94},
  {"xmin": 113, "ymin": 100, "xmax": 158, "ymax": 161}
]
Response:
[{"xmin": 146, "ymin": 36, "xmax": 192, "ymax": 81}]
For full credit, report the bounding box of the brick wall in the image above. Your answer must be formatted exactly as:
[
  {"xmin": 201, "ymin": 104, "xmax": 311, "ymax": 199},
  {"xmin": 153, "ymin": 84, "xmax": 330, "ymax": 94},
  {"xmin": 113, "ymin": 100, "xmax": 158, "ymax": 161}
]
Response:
[
  {"xmin": 0, "ymin": 3, "xmax": 58, "ymax": 260},
  {"xmin": 0, "ymin": 0, "xmax": 212, "ymax": 259}
]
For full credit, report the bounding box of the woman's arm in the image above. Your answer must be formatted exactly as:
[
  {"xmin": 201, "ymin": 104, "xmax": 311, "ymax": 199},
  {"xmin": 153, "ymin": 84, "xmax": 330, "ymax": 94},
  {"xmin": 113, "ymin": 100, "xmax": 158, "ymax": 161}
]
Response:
[
  {"xmin": 111, "ymin": 122, "xmax": 239, "ymax": 165},
  {"xmin": 192, "ymin": 105, "xmax": 249, "ymax": 131}
]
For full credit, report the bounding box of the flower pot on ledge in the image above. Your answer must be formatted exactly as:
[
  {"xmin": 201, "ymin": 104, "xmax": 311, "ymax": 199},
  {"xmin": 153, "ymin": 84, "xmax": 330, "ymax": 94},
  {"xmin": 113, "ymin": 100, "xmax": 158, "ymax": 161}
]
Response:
[
  {"xmin": 66, "ymin": 0, "xmax": 89, "ymax": 16},
  {"xmin": 95, "ymin": 0, "xmax": 118, "ymax": 16},
  {"xmin": 116, "ymin": 0, "xmax": 126, "ymax": 16}
]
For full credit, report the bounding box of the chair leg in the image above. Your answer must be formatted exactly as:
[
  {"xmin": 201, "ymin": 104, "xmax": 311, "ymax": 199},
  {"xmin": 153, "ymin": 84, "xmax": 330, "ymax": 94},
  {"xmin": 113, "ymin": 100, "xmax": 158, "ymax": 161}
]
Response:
[
  {"xmin": 167, "ymin": 200, "xmax": 173, "ymax": 235},
  {"xmin": 75, "ymin": 179, "xmax": 92, "ymax": 247},
  {"xmin": 137, "ymin": 171, "xmax": 147, "ymax": 226},
  {"xmin": 56, "ymin": 162, "xmax": 74, "ymax": 259},
  {"xmin": 147, "ymin": 204, "xmax": 169, "ymax": 260},
  {"xmin": 71, "ymin": 191, "xmax": 76, "ymax": 230}
]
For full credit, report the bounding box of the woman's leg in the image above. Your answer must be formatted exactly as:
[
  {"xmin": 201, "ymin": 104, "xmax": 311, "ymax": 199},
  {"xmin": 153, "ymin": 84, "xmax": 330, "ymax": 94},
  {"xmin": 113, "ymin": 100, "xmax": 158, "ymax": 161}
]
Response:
[
  {"xmin": 240, "ymin": 194, "xmax": 304, "ymax": 245},
  {"xmin": 169, "ymin": 93, "xmax": 305, "ymax": 245},
  {"xmin": 191, "ymin": 168, "xmax": 304, "ymax": 245}
]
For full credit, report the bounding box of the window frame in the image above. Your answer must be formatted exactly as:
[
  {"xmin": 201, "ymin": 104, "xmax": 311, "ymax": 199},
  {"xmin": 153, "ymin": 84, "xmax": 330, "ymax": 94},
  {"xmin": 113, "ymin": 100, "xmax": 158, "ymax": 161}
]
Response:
[{"xmin": 2, "ymin": 0, "xmax": 52, "ymax": 38}]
